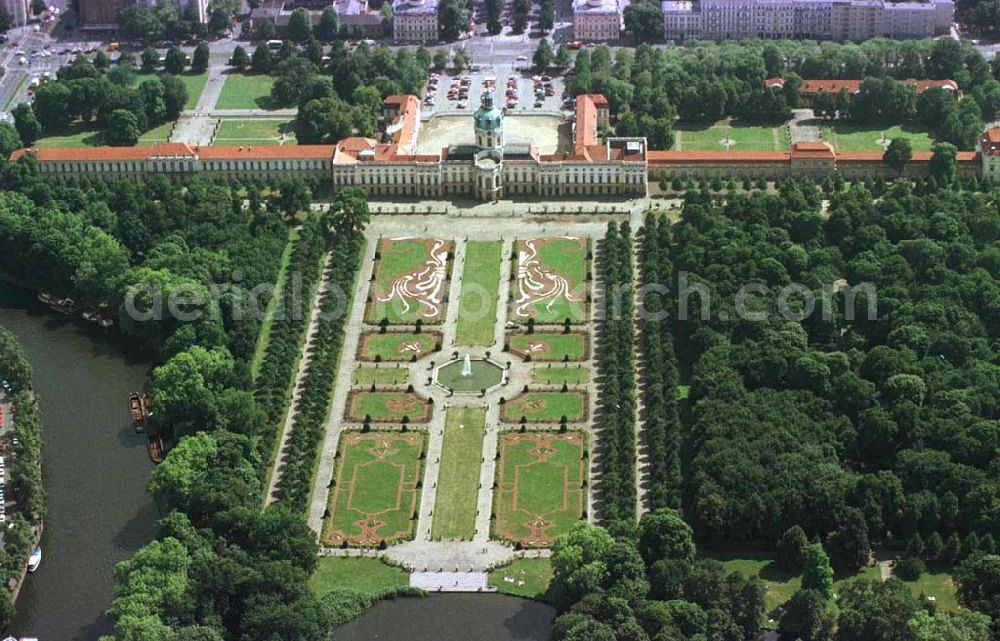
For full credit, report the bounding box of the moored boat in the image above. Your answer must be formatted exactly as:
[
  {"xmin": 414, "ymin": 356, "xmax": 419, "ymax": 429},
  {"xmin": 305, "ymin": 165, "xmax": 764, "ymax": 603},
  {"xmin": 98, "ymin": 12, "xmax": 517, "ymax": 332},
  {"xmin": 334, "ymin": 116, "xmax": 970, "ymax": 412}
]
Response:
[
  {"xmin": 128, "ymin": 393, "xmax": 144, "ymax": 430},
  {"xmin": 147, "ymin": 435, "xmax": 165, "ymax": 464},
  {"xmin": 27, "ymin": 546, "xmax": 40, "ymax": 573},
  {"xmin": 141, "ymin": 392, "xmax": 153, "ymax": 422},
  {"xmin": 37, "ymin": 293, "xmax": 80, "ymax": 316}
]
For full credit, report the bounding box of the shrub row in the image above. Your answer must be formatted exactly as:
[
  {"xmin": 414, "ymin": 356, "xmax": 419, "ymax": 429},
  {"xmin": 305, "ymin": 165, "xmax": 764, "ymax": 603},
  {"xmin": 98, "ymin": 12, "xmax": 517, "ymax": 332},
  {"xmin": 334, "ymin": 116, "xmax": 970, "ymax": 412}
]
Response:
[
  {"xmin": 275, "ymin": 230, "xmax": 365, "ymax": 511},
  {"xmin": 638, "ymin": 215, "xmax": 683, "ymax": 510},
  {"xmin": 597, "ymin": 221, "xmax": 637, "ymax": 522},
  {"xmin": 253, "ymin": 217, "xmax": 328, "ymax": 429}
]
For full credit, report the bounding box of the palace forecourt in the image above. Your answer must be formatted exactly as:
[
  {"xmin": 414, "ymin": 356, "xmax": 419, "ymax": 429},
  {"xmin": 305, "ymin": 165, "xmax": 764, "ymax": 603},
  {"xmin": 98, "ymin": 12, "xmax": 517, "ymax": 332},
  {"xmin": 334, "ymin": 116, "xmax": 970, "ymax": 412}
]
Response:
[{"xmin": 11, "ymin": 91, "xmax": 999, "ymax": 195}]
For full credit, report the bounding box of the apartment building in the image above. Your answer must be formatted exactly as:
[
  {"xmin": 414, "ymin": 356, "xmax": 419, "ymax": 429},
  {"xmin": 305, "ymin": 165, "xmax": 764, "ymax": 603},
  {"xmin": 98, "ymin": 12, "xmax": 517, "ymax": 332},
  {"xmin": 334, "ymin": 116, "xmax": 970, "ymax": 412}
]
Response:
[
  {"xmin": 662, "ymin": 0, "xmax": 953, "ymax": 41},
  {"xmin": 392, "ymin": 0, "xmax": 439, "ymax": 42},
  {"xmin": 572, "ymin": 0, "xmax": 624, "ymax": 41}
]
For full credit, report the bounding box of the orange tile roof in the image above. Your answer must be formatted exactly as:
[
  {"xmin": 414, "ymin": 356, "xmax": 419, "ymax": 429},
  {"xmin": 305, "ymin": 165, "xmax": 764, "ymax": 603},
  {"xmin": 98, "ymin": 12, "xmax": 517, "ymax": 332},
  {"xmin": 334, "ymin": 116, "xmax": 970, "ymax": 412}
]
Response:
[
  {"xmin": 790, "ymin": 141, "xmax": 836, "ymax": 160},
  {"xmin": 195, "ymin": 144, "xmax": 335, "ymax": 159},
  {"xmin": 771, "ymin": 78, "xmax": 959, "ymax": 96},
  {"xmin": 384, "ymin": 94, "xmax": 420, "ymax": 151},
  {"xmin": 574, "ymin": 94, "xmax": 600, "ymax": 151},
  {"xmin": 13, "ymin": 143, "xmax": 338, "ymax": 164}
]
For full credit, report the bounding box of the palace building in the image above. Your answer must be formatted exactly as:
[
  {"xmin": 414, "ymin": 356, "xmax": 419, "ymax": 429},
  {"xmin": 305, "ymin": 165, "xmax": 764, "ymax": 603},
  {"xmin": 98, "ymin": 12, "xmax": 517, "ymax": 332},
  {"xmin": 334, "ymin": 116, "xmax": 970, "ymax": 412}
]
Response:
[{"xmin": 10, "ymin": 91, "xmax": 995, "ymax": 197}]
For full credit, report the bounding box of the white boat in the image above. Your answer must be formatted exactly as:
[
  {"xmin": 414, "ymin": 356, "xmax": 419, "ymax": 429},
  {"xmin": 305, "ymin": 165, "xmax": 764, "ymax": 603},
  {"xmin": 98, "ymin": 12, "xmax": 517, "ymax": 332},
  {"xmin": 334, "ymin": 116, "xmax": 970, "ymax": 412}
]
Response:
[{"xmin": 27, "ymin": 546, "xmax": 40, "ymax": 572}]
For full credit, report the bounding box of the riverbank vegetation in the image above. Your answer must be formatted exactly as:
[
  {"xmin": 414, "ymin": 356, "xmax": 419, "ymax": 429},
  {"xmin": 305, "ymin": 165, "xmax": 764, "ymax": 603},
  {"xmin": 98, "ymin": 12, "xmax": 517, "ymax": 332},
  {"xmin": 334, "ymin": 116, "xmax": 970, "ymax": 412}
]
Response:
[
  {"xmin": 0, "ymin": 330, "xmax": 45, "ymax": 628},
  {"xmin": 0, "ymin": 154, "xmax": 376, "ymax": 638}
]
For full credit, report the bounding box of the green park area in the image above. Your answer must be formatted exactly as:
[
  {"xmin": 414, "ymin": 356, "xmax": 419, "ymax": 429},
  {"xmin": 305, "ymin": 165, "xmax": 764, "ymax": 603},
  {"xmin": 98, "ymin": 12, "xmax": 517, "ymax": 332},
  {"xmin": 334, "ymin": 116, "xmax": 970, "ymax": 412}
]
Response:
[
  {"xmin": 214, "ymin": 119, "xmax": 294, "ymax": 146},
  {"xmin": 675, "ymin": 120, "xmax": 790, "ymax": 151},
  {"xmin": 512, "ymin": 237, "xmax": 589, "ymax": 323},
  {"xmin": 216, "ymin": 73, "xmax": 277, "ymax": 110},
  {"xmin": 531, "ymin": 366, "xmax": 589, "ymax": 386},
  {"xmin": 367, "ymin": 238, "xmax": 451, "ymax": 324},
  {"xmin": 309, "ymin": 557, "xmax": 409, "ymax": 596},
  {"xmin": 139, "ymin": 71, "xmax": 208, "ymax": 110},
  {"xmin": 358, "ymin": 331, "xmax": 438, "ymax": 362},
  {"xmin": 137, "ymin": 121, "xmax": 174, "ymax": 145},
  {"xmin": 493, "ymin": 432, "xmax": 586, "ymax": 547},
  {"xmin": 717, "ymin": 555, "xmax": 956, "ymax": 617},
  {"xmin": 820, "ymin": 123, "xmax": 934, "ymax": 152},
  {"xmin": 501, "ymin": 391, "xmax": 587, "ymax": 423},
  {"xmin": 455, "ymin": 241, "xmax": 502, "ymax": 346},
  {"xmin": 321, "ymin": 431, "xmax": 424, "ymax": 547},
  {"xmin": 489, "ymin": 558, "xmax": 558, "ymax": 601},
  {"xmin": 431, "ymin": 408, "xmax": 486, "ymax": 540},
  {"xmin": 347, "ymin": 391, "xmax": 430, "ymax": 423},
  {"xmin": 352, "ymin": 366, "xmax": 410, "ymax": 387},
  {"xmin": 509, "ymin": 332, "xmax": 588, "ymax": 361},
  {"xmin": 35, "ymin": 122, "xmax": 104, "ymax": 147}
]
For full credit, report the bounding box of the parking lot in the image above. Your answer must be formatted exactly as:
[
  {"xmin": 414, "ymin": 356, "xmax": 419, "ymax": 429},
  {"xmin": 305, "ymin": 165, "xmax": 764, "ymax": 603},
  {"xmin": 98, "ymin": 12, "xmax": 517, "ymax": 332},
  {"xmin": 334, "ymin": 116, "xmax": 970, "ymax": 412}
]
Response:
[{"xmin": 421, "ymin": 63, "xmax": 571, "ymax": 117}]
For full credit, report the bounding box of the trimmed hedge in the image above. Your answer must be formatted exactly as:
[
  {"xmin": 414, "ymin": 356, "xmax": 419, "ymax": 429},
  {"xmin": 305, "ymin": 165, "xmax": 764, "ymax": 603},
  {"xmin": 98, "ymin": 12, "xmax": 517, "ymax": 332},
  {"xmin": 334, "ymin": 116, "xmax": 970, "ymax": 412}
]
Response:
[
  {"xmin": 274, "ymin": 229, "xmax": 365, "ymax": 511},
  {"xmin": 596, "ymin": 221, "xmax": 637, "ymax": 522},
  {"xmin": 638, "ymin": 214, "xmax": 682, "ymax": 510}
]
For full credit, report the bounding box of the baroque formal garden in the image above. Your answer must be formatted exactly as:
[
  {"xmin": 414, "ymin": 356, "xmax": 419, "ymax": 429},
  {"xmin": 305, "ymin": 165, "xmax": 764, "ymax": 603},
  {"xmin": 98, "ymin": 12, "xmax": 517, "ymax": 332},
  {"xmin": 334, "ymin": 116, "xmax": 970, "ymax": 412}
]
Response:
[{"xmin": 312, "ymin": 223, "xmax": 604, "ymax": 562}]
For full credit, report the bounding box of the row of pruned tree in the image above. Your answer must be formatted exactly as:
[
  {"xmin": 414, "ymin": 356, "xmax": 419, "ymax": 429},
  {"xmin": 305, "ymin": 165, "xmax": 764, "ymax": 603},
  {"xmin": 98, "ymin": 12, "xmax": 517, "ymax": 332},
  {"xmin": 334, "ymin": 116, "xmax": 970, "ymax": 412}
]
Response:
[
  {"xmin": 597, "ymin": 221, "xmax": 637, "ymax": 523},
  {"xmin": 637, "ymin": 215, "xmax": 682, "ymax": 511}
]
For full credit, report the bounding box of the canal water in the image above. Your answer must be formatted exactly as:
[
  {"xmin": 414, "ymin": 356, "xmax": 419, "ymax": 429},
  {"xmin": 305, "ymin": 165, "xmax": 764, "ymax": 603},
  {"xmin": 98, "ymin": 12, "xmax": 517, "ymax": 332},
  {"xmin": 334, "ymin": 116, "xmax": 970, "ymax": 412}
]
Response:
[
  {"xmin": 0, "ymin": 282, "xmax": 155, "ymax": 641},
  {"xmin": 0, "ymin": 282, "xmax": 555, "ymax": 641},
  {"xmin": 333, "ymin": 593, "xmax": 555, "ymax": 641}
]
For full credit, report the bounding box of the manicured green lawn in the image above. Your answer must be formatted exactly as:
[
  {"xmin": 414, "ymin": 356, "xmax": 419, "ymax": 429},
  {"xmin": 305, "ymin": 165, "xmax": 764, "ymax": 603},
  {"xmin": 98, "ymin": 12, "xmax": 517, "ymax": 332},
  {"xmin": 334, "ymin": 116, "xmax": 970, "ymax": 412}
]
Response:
[
  {"xmin": 214, "ymin": 119, "xmax": 294, "ymax": 146},
  {"xmin": 353, "ymin": 366, "xmax": 411, "ymax": 387},
  {"xmin": 676, "ymin": 120, "xmax": 789, "ymax": 151},
  {"xmin": 431, "ymin": 408, "xmax": 486, "ymax": 540},
  {"xmin": 322, "ymin": 431, "xmax": 424, "ymax": 547},
  {"xmin": 216, "ymin": 73, "xmax": 277, "ymax": 110},
  {"xmin": 820, "ymin": 123, "xmax": 934, "ymax": 152},
  {"xmin": 309, "ymin": 557, "xmax": 409, "ymax": 596},
  {"xmin": 136, "ymin": 121, "xmax": 174, "ymax": 145},
  {"xmin": 509, "ymin": 333, "xmax": 588, "ymax": 361},
  {"xmin": 348, "ymin": 391, "xmax": 430, "ymax": 423},
  {"xmin": 494, "ymin": 432, "xmax": 586, "ymax": 547},
  {"xmin": 455, "ymin": 241, "xmax": 502, "ymax": 346},
  {"xmin": 717, "ymin": 555, "xmax": 883, "ymax": 617},
  {"xmin": 489, "ymin": 558, "xmax": 557, "ymax": 601},
  {"xmin": 531, "ymin": 366, "xmax": 589, "ymax": 386},
  {"xmin": 35, "ymin": 121, "xmax": 104, "ymax": 147},
  {"xmin": 897, "ymin": 569, "xmax": 958, "ymax": 611},
  {"xmin": 368, "ymin": 238, "xmax": 451, "ymax": 324},
  {"xmin": 250, "ymin": 229, "xmax": 298, "ymax": 379},
  {"xmin": 138, "ymin": 71, "xmax": 209, "ymax": 110},
  {"xmin": 501, "ymin": 391, "xmax": 587, "ymax": 423},
  {"xmin": 358, "ymin": 332, "xmax": 438, "ymax": 361},
  {"xmin": 513, "ymin": 237, "xmax": 589, "ymax": 323}
]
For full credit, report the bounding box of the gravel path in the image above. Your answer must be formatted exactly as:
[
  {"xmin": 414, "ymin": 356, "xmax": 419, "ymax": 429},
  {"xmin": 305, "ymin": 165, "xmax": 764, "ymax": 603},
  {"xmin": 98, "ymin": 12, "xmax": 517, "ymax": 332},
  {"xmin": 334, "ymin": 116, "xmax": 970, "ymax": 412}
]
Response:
[{"xmin": 265, "ymin": 251, "xmax": 333, "ymax": 506}]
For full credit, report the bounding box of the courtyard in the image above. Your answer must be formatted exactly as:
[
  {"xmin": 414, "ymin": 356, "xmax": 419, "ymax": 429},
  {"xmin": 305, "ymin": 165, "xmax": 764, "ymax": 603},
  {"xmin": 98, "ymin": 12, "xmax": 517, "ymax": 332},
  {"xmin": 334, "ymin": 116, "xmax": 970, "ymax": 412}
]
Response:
[{"xmin": 415, "ymin": 113, "xmax": 569, "ymax": 155}]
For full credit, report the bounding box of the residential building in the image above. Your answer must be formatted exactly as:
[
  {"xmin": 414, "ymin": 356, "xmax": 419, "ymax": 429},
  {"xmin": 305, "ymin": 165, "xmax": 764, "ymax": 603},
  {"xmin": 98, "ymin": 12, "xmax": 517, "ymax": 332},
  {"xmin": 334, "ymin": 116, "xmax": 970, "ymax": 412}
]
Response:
[
  {"xmin": 2, "ymin": 0, "xmax": 28, "ymax": 27},
  {"xmin": 392, "ymin": 0, "xmax": 439, "ymax": 42},
  {"xmin": 78, "ymin": 0, "xmax": 134, "ymax": 30},
  {"xmin": 662, "ymin": 0, "xmax": 953, "ymax": 42},
  {"xmin": 572, "ymin": 0, "xmax": 624, "ymax": 41},
  {"xmin": 248, "ymin": 0, "xmax": 385, "ymax": 38}
]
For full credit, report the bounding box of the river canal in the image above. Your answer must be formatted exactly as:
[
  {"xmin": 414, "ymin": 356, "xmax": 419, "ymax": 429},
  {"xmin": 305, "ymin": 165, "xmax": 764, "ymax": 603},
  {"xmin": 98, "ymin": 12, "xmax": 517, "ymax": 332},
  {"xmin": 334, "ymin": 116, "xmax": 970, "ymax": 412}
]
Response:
[{"xmin": 0, "ymin": 282, "xmax": 155, "ymax": 641}]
